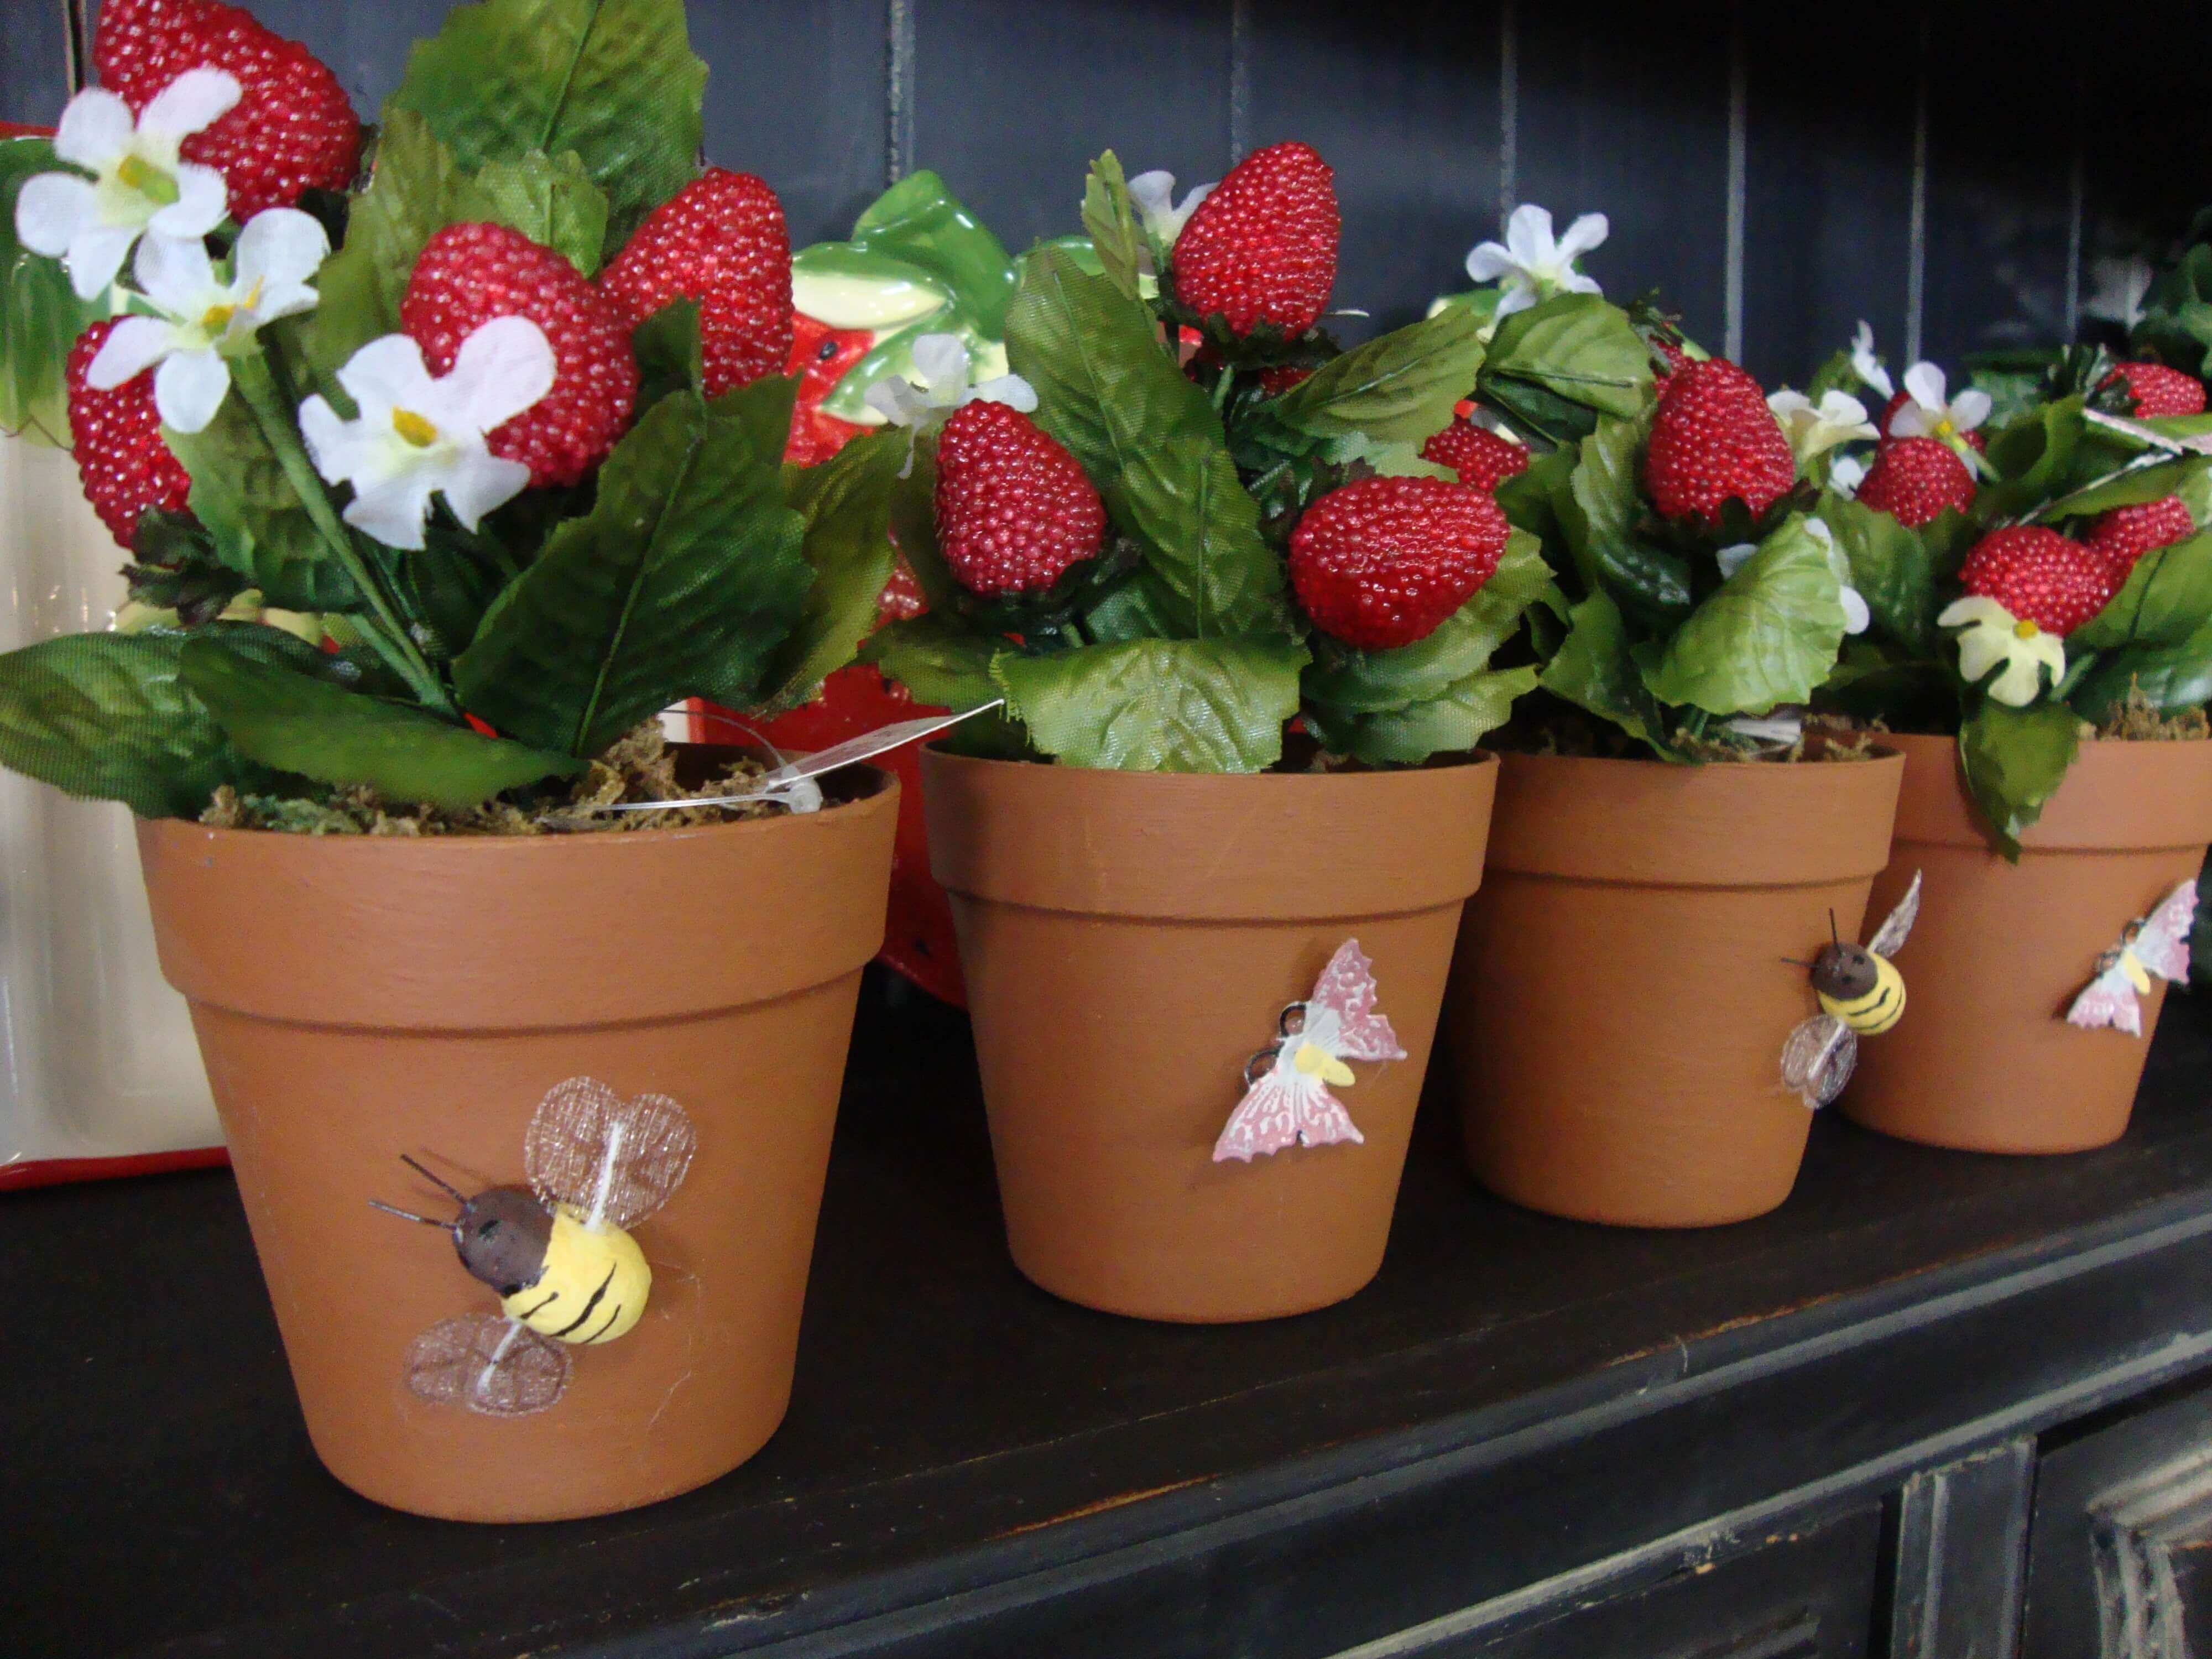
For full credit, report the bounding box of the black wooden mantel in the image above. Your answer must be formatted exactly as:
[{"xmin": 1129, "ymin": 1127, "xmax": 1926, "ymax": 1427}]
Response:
[{"xmin": 9, "ymin": 979, "xmax": 2212, "ymax": 1657}]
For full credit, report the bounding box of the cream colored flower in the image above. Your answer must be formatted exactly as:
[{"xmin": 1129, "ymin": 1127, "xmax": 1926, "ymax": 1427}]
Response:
[{"xmin": 1940, "ymin": 595, "xmax": 2065, "ymax": 706}]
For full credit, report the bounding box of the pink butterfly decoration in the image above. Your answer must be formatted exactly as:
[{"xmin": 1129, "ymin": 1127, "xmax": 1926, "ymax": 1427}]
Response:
[
  {"xmin": 1212, "ymin": 939, "xmax": 1406, "ymax": 1164},
  {"xmin": 2065, "ymin": 879, "xmax": 2199, "ymax": 1037}
]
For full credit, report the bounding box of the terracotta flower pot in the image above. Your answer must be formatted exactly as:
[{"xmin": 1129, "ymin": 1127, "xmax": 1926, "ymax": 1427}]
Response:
[
  {"xmin": 920, "ymin": 750, "xmax": 1496, "ymax": 1322},
  {"xmin": 1449, "ymin": 750, "xmax": 1905, "ymax": 1228},
  {"xmin": 135, "ymin": 771, "xmax": 898, "ymax": 1523},
  {"xmin": 1841, "ymin": 733, "xmax": 2212, "ymax": 1154}
]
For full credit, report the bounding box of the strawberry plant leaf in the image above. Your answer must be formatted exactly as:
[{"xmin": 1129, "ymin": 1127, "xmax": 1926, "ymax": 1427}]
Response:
[
  {"xmin": 166, "ymin": 392, "xmax": 362, "ymax": 613},
  {"xmin": 992, "ymin": 637, "xmax": 1307, "ymax": 772},
  {"xmin": 1479, "ymin": 293, "xmax": 1652, "ymax": 421},
  {"xmin": 1639, "ymin": 513, "xmax": 1849, "ymax": 716},
  {"xmin": 1552, "ymin": 410, "xmax": 1693, "ymax": 626},
  {"xmin": 758, "ymin": 429, "xmax": 905, "ymax": 714},
  {"xmin": 1978, "ymin": 397, "xmax": 2085, "ymax": 519},
  {"xmin": 474, "ymin": 148, "xmax": 611, "ymax": 278},
  {"xmin": 1537, "ymin": 589, "xmax": 1674, "ymax": 758},
  {"xmin": 2069, "ymin": 619, "xmax": 2212, "ymax": 723},
  {"xmin": 1259, "ymin": 304, "xmax": 1486, "ymax": 446},
  {"xmin": 2073, "ymin": 529, "xmax": 2212, "ymax": 651},
  {"xmin": 1307, "ymin": 665, "xmax": 1538, "ymax": 765},
  {"xmin": 860, "ymin": 615, "xmax": 1032, "ymax": 759},
  {"xmin": 1081, "ymin": 151, "xmax": 1143, "ymax": 304},
  {"xmin": 1005, "ymin": 246, "xmax": 1286, "ymax": 639},
  {"xmin": 1817, "ymin": 490, "xmax": 1944, "ymax": 658},
  {"xmin": 386, "ymin": 0, "xmax": 706, "ymax": 250},
  {"xmin": 2041, "ymin": 457, "xmax": 2211, "ymax": 521},
  {"xmin": 183, "ymin": 637, "xmax": 578, "ymax": 808},
  {"xmin": 1958, "ymin": 695, "xmax": 2080, "ymax": 857},
  {"xmin": 631, "ymin": 296, "xmax": 705, "ymax": 415},
  {"xmin": 0, "ymin": 634, "xmax": 251, "ymax": 816},
  {"xmin": 0, "ymin": 138, "xmax": 106, "ymax": 446},
  {"xmin": 453, "ymin": 380, "xmax": 810, "ymax": 757}
]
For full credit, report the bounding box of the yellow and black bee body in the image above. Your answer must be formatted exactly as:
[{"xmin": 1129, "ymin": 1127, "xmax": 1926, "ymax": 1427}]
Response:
[
  {"xmin": 1809, "ymin": 940, "xmax": 1907, "ymax": 1036},
  {"xmin": 1781, "ymin": 872, "xmax": 1922, "ymax": 1107}
]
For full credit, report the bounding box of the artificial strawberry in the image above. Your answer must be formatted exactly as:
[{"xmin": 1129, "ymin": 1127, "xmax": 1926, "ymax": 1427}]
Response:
[
  {"xmin": 933, "ymin": 400, "xmax": 1106, "ymax": 595},
  {"xmin": 1854, "ymin": 437, "xmax": 1976, "ymax": 528},
  {"xmin": 1651, "ymin": 337, "xmax": 1692, "ymax": 385},
  {"xmin": 66, "ymin": 320, "xmax": 192, "ymax": 549},
  {"xmin": 1288, "ymin": 476, "xmax": 1507, "ymax": 650},
  {"xmin": 1170, "ymin": 141, "xmax": 1339, "ymax": 337},
  {"xmin": 1958, "ymin": 526, "xmax": 2116, "ymax": 638},
  {"xmin": 1642, "ymin": 358, "xmax": 1797, "ymax": 527},
  {"xmin": 598, "ymin": 169, "xmax": 794, "ymax": 398},
  {"xmin": 95, "ymin": 0, "xmax": 361, "ymax": 218},
  {"xmin": 1420, "ymin": 418, "xmax": 1529, "ymax": 492},
  {"xmin": 1875, "ymin": 390, "xmax": 1986, "ymax": 452},
  {"xmin": 2101, "ymin": 361, "xmax": 2207, "ymax": 419},
  {"xmin": 401, "ymin": 223, "xmax": 638, "ymax": 489},
  {"xmin": 2083, "ymin": 495, "xmax": 2195, "ymax": 577}
]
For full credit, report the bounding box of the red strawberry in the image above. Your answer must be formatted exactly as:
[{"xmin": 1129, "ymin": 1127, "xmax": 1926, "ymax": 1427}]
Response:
[
  {"xmin": 784, "ymin": 313, "xmax": 872, "ymax": 466},
  {"xmin": 66, "ymin": 320, "xmax": 192, "ymax": 549},
  {"xmin": 933, "ymin": 400, "xmax": 1106, "ymax": 595},
  {"xmin": 95, "ymin": 0, "xmax": 361, "ymax": 218},
  {"xmin": 1289, "ymin": 476, "xmax": 1507, "ymax": 650},
  {"xmin": 2083, "ymin": 495, "xmax": 2195, "ymax": 577},
  {"xmin": 1958, "ymin": 526, "xmax": 2116, "ymax": 637},
  {"xmin": 1854, "ymin": 437, "xmax": 1976, "ymax": 528},
  {"xmin": 2101, "ymin": 361, "xmax": 2208, "ymax": 418},
  {"xmin": 1421, "ymin": 418, "xmax": 1529, "ymax": 492},
  {"xmin": 1170, "ymin": 141, "xmax": 1339, "ymax": 337},
  {"xmin": 1642, "ymin": 358, "xmax": 1797, "ymax": 526},
  {"xmin": 1651, "ymin": 337, "xmax": 1692, "ymax": 385},
  {"xmin": 598, "ymin": 169, "xmax": 794, "ymax": 398},
  {"xmin": 1874, "ymin": 389, "xmax": 1986, "ymax": 452},
  {"xmin": 401, "ymin": 223, "xmax": 638, "ymax": 488}
]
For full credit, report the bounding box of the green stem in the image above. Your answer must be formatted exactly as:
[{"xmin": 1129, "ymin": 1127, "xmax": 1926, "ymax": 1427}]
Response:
[
  {"xmin": 230, "ymin": 351, "xmax": 453, "ymax": 714},
  {"xmin": 1213, "ymin": 362, "xmax": 1235, "ymax": 413}
]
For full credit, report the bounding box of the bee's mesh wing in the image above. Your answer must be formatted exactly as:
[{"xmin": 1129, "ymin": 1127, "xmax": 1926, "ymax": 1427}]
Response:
[
  {"xmin": 1780, "ymin": 1017, "xmax": 1856, "ymax": 1108},
  {"xmin": 405, "ymin": 1314, "xmax": 570, "ymax": 1417},
  {"xmin": 525, "ymin": 1077, "xmax": 697, "ymax": 1228},
  {"xmin": 1867, "ymin": 870, "xmax": 1923, "ymax": 959}
]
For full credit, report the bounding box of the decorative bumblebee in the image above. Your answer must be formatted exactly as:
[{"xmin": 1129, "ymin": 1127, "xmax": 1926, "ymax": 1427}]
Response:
[
  {"xmin": 1780, "ymin": 871, "xmax": 1922, "ymax": 1108},
  {"xmin": 371, "ymin": 1077, "xmax": 696, "ymax": 1417}
]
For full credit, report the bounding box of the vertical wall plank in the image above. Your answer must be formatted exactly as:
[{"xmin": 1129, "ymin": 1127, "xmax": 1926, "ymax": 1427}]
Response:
[
  {"xmin": 3, "ymin": 2, "xmax": 81, "ymax": 124},
  {"xmin": 1514, "ymin": 0, "xmax": 1732, "ymax": 354},
  {"xmin": 909, "ymin": 0, "xmax": 1234, "ymax": 260},
  {"xmin": 1237, "ymin": 0, "xmax": 1503, "ymax": 340},
  {"xmin": 1738, "ymin": 12, "xmax": 1916, "ymax": 388}
]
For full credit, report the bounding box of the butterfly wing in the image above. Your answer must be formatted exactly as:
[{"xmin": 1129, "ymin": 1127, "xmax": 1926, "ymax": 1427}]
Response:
[
  {"xmin": 2133, "ymin": 879, "xmax": 2200, "ymax": 983},
  {"xmin": 1867, "ymin": 870, "xmax": 1923, "ymax": 959},
  {"xmin": 2068, "ymin": 961, "xmax": 2144, "ymax": 1035},
  {"xmin": 1780, "ymin": 1016, "xmax": 1857, "ymax": 1108},
  {"xmin": 404, "ymin": 1314, "xmax": 571, "ymax": 1417},
  {"xmin": 1308, "ymin": 938, "xmax": 1406, "ymax": 1063},
  {"xmin": 1293, "ymin": 1079, "xmax": 1366, "ymax": 1149},
  {"xmin": 1213, "ymin": 1071, "xmax": 1306, "ymax": 1163},
  {"xmin": 526, "ymin": 1077, "xmax": 697, "ymax": 1228}
]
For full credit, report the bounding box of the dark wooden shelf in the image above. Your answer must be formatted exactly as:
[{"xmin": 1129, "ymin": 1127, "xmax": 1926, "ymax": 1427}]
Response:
[{"xmin": 11, "ymin": 979, "xmax": 2212, "ymax": 1658}]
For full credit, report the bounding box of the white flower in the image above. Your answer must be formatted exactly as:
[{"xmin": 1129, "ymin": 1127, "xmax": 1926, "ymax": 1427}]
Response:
[
  {"xmin": 1829, "ymin": 454, "xmax": 1868, "ymax": 498},
  {"xmin": 863, "ymin": 331, "xmax": 1036, "ymax": 427},
  {"xmin": 1465, "ymin": 204, "xmax": 1608, "ymax": 317},
  {"xmin": 296, "ymin": 319, "xmax": 555, "ymax": 551},
  {"xmin": 1887, "ymin": 362, "xmax": 1992, "ymax": 446},
  {"xmin": 86, "ymin": 208, "xmax": 328, "ymax": 433},
  {"xmin": 1940, "ymin": 594, "xmax": 2065, "ymax": 707},
  {"xmin": 1127, "ymin": 170, "xmax": 1214, "ymax": 255},
  {"xmin": 1850, "ymin": 320, "xmax": 1894, "ymax": 402},
  {"xmin": 1718, "ymin": 520, "xmax": 1868, "ymax": 635},
  {"xmin": 2083, "ymin": 257, "xmax": 2154, "ymax": 331},
  {"xmin": 14, "ymin": 72, "xmax": 239, "ymax": 301},
  {"xmin": 1767, "ymin": 388, "xmax": 1877, "ymax": 466}
]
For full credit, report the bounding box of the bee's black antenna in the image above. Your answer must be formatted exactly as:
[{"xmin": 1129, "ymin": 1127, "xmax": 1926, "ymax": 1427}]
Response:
[
  {"xmin": 399, "ymin": 1152, "xmax": 467, "ymax": 1203},
  {"xmin": 367, "ymin": 1198, "xmax": 446, "ymax": 1225},
  {"xmin": 1780, "ymin": 955, "xmax": 1814, "ymax": 968},
  {"xmin": 1829, "ymin": 910, "xmax": 1841, "ymax": 947}
]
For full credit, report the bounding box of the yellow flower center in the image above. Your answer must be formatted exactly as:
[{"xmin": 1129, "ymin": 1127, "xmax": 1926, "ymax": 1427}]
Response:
[
  {"xmin": 391, "ymin": 408, "xmax": 440, "ymax": 447},
  {"xmin": 115, "ymin": 154, "xmax": 180, "ymax": 206},
  {"xmin": 1934, "ymin": 417, "xmax": 1956, "ymax": 439},
  {"xmin": 199, "ymin": 276, "xmax": 264, "ymax": 334},
  {"xmin": 2013, "ymin": 618, "xmax": 2041, "ymax": 640}
]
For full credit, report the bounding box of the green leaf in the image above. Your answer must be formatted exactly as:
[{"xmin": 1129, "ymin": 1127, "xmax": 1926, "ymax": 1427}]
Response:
[
  {"xmin": 453, "ymin": 380, "xmax": 810, "ymax": 757},
  {"xmin": 474, "ymin": 148, "xmax": 611, "ymax": 276},
  {"xmin": 1553, "ymin": 410, "xmax": 1694, "ymax": 625},
  {"xmin": 1005, "ymin": 247, "xmax": 1285, "ymax": 638},
  {"xmin": 1261, "ymin": 305, "xmax": 1486, "ymax": 445},
  {"xmin": 1537, "ymin": 588, "xmax": 1672, "ymax": 754},
  {"xmin": 1302, "ymin": 530, "xmax": 1551, "ymax": 713},
  {"xmin": 0, "ymin": 634, "xmax": 245, "ymax": 816},
  {"xmin": 1803, "ymin": 347, "xmax": 1860, "ymax": 406},
  {"xmin": 1478, "ymin": 293, "xmax": 1652, "ymax": 419},
  {"xmin": 166, "ymin": 390, "xmax": 361, "ymax": 612},
  {"xmin": 1958, "ymin": 696, "xmax": 2080, "ymax": 855},
  {"xmin": 630, "ymin": 295, "xmax": 704, "ymax": 414},
  {"xmin": 2041, "ymin": 457, "xmax": 2211, "ymax": 521},
  {"xmin": 1311, "ymin": 664, "xmax": 1539, "ymax": 765},
  {"xmin": 2070, "ymin": 619, "xmax": 2212, "ymax": 721},
  {"xmin": 993, "ymin": 637, "xmax": 1307, "ymax": 772},
  {"xmin": 386, "ymin": 0, "xmax": 706, "ymax": 249},
  {"xmin": 0, "ymin": 139, "xmax": 107, "ymax": 445},
  {"xmin": 858, "ymin": 614, "xmax": 1030, "ymax": 759},
  {"xmin": 1080, "ymin": 151, "xmax": 1142, "ymax": 303},
  {"xmin": 1640, "ymin": 514, "xmax": 1848, "ymax": 715},
  {"xmin": 2074, "ymin": 529, "xmax": 2212, "ymax": 651},
  {"xmin": 1818, "ymin": 490, "xmax": 1943, "ymax": 657},
  {"xmin": 1978, "ymin": 397, "xmax": 2085, "ymax": 519},
  {"xmin": 184, "ymin": 637, "xmax": 577, "ymax": 808},
  {"xmin": 758, "ymin": 429, "xmax": 905, "ymax": 712}
]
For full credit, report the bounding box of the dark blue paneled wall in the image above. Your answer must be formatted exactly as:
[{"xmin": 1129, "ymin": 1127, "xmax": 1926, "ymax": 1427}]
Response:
[{"xmin": 6, "ymin": 2, "xmax": 2208, "ymax": 387}]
